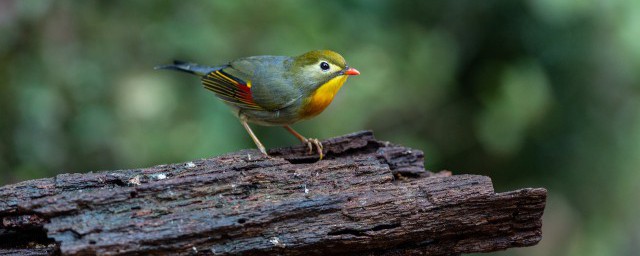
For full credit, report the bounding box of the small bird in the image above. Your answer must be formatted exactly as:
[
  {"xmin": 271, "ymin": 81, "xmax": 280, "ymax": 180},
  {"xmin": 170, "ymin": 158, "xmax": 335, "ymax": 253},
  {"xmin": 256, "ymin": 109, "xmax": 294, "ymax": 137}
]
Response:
[{"xmin": 155, "ymin": 50, "xmax": 360, "ymax": 159}]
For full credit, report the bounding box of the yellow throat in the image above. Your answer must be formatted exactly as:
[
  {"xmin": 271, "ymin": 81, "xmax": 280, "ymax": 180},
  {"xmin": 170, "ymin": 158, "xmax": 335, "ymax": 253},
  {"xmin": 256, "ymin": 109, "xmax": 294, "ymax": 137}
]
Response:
[{"xmin": 299, "ymin": 75, "xmax": 349, "ymax": 119}]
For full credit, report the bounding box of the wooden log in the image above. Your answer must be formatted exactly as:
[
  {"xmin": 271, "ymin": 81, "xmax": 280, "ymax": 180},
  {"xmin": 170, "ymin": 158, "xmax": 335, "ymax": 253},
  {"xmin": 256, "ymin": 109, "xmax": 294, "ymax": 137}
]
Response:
[{"xmin": 0, "ymin": 131, "xmax": 546, "ymax": 255}]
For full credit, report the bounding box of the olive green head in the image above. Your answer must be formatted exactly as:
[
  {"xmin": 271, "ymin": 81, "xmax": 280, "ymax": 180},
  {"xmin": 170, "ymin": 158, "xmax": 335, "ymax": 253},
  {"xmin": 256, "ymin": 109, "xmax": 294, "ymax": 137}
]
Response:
[
  {"xmin": 290, "ymin": 50, "xmax": 359, "ymax": 91},
  {"xmin": 294, "ymin": 50, "xmax": 347, "ymax": 69}
]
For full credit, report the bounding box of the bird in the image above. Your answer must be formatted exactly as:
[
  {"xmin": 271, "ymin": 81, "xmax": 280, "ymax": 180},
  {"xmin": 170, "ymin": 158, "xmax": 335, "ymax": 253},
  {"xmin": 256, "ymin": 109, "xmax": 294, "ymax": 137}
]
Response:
[{"xmin": 155, "ymin": 50, "xmax": 360, "ymax": 159}]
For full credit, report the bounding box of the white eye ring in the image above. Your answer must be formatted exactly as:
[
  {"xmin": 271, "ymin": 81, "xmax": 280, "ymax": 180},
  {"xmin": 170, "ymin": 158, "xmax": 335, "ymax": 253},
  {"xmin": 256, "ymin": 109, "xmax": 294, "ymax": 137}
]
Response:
[{"xmin": 319, "ymin": 61, "xmax": 330, "ymax": 72}]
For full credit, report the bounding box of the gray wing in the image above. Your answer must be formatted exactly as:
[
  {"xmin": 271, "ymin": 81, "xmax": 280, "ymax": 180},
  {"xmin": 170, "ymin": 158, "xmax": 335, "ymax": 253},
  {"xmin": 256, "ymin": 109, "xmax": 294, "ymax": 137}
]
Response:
[{"xmin": 227, "ymin": 56, "xmax": 301, "ymax": 111}]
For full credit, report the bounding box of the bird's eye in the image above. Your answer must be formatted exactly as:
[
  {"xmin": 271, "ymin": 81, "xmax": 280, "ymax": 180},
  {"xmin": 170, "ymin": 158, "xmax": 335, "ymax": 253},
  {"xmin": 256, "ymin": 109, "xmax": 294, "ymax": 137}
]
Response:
[{"xmin": 320, "ymin": 62, "xmax": 330, "ymax": 71}]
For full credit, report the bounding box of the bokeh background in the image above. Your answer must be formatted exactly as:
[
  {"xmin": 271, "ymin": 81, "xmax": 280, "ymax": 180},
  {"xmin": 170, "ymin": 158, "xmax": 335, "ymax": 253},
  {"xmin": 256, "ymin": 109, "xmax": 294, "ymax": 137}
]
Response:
[{"xmin": 1, "ymin": 0, "xmax": 639, "ymax": 255}]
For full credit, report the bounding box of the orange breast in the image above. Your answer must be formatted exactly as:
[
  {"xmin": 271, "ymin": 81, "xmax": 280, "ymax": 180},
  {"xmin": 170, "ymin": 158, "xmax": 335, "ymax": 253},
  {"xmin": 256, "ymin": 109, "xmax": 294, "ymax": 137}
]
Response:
[{"xmin": 299, "ymin": 75, "xmax": 349, "ymax": 119}]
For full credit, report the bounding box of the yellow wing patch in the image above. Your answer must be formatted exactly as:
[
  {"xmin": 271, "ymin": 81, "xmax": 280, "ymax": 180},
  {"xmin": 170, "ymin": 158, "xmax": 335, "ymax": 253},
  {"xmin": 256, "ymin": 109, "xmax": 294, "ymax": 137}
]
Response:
[{"xmin": 201, "ymin": 70, "xmax": 263, "ymax": 110}]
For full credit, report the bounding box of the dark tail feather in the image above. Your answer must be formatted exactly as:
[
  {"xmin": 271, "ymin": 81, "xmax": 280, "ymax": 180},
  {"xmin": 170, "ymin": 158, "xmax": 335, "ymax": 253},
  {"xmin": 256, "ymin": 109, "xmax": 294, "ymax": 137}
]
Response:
[{"xmin": 154, "ymin": 61, "xmax": 223, "ymax": 76}]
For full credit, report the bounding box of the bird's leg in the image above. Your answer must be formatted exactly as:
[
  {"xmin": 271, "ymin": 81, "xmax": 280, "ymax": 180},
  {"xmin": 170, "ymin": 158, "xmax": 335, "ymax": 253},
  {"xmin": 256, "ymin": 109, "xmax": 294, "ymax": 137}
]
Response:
[
  {"xmin": 241, "ymin": 120, "xmax": 267, "ymax": 156},
  {"xmin": 284, "ymin": 126, "xmax": 323, "ymax": 160}
]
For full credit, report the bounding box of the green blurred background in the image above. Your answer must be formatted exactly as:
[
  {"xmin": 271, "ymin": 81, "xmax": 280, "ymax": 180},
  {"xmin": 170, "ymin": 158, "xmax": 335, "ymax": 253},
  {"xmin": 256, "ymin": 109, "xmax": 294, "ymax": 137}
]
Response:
[{"xmin": 1, "ymin": 0, "xmax": 639, "ymax": 255}]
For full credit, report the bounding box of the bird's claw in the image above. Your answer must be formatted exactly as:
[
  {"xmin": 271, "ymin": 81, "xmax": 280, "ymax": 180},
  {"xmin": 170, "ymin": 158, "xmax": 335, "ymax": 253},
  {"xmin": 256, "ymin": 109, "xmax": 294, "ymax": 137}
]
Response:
[
  {"xmin": 257, "ymin": 145, "xmax": 268, "ymax": 156},
  {"xmin": 303, "ymin": 138, "xmax": 324, "ymax": 160}
]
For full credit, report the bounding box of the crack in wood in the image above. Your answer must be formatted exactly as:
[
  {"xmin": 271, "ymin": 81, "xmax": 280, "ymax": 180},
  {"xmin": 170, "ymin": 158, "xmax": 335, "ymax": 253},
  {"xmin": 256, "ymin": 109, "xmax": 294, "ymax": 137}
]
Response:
[{"xmin": 328, "ymin": 222, "xmax": 402, "ymax": 237}]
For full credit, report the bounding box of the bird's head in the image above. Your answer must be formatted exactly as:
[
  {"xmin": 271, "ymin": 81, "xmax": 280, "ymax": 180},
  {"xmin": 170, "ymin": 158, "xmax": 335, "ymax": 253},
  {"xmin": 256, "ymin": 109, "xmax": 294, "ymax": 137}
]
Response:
[
  {"xmin": 292, "ymin": 50, "xmax": 360, "ymax": 119},
  {"xmin": 291, "ymin": 50, "xmax": 359, "ymax": 90}
]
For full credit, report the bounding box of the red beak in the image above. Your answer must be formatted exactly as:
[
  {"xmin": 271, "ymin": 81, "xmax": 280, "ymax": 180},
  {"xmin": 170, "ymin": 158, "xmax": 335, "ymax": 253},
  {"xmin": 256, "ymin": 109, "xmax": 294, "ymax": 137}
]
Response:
[{"xmin": 344, "ymin": 67, "xmax": 360, "ymax": 76}]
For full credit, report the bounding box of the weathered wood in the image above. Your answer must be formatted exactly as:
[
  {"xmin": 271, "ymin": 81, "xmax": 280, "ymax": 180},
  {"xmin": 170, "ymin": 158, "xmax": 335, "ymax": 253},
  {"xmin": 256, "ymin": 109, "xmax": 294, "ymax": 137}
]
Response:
[{"xmin": 0, "ymin": 131, "xmax": 546, "ymax": 255}]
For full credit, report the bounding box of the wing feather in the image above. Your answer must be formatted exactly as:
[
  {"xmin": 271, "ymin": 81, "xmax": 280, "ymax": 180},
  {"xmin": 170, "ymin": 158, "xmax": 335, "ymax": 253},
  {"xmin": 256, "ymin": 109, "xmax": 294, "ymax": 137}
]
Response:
[{"xmin": 201, "ymin": 70, "xmax": 263, "ymax": 110}]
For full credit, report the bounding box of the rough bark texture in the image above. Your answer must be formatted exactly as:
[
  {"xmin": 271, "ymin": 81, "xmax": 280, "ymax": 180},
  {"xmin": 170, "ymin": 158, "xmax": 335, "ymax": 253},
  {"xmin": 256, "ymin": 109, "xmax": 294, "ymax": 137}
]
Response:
[{"xmin": 0, "ymin": 131, "xmax": 546, "ymax": 255}]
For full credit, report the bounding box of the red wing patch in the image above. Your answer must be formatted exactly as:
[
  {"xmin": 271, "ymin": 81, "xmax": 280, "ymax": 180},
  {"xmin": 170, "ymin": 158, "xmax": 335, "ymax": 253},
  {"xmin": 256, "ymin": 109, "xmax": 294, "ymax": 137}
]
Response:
[{"xmin": 201, "ymin": 70, "xmax": 263, "ymax": 110}]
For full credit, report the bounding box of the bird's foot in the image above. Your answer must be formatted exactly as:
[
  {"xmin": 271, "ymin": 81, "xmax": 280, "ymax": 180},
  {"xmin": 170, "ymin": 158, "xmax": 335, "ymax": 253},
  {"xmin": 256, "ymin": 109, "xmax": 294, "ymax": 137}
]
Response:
[
  {"xmin": 257, "ymin": 145, "xmax": 268, "ymax": 156},
  {"xmin": 303, "ymin": 138, "xmax": 324, "ymax": 160}
]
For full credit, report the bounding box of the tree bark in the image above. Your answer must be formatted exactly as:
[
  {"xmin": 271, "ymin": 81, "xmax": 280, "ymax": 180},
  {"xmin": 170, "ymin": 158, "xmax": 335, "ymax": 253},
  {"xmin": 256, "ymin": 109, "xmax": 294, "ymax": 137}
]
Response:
[{"xmin": 0, "ymin": 131, "xmax": 546, "ymax": 255}]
